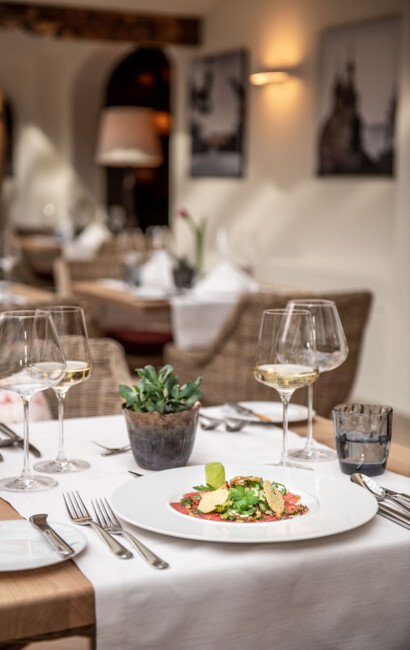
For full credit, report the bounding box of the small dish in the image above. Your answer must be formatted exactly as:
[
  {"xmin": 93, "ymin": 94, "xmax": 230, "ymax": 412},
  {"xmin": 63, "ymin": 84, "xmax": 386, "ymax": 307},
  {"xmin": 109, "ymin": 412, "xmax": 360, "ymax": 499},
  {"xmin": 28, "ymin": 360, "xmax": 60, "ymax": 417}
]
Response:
[{"xmin": 0, "ymin": 519, "xmax": 87, "ymax": 571}]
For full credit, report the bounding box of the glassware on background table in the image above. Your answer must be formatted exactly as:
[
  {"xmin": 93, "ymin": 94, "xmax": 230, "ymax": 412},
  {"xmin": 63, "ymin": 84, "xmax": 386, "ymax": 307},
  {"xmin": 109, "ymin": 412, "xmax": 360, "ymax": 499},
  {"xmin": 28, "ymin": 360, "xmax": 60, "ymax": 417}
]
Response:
[
  {"xmin": 145, "ymin": 225, "xmax": 171, "ymax": 251},
  {"xmin": 254, "ymin": 308, "xmax": 319, "ymax": 468},
  {"xmin": 0, "ymin": 310, "xmax": 66, "ymax": 491},
  {"xmin": 286, "ymin": 299, "xmax": 348, "ymax": 462},
  {"xmin": 34, "ymin": 306, "xmax": 92, "ymax": 474},
  {"xmin": 333, "ymin": 403, "xmax": 393, "ymax": 476},
  {"xmin": 117, "ymin": 227, "xmax": 145, "ymax": 288},
  {"xmin": 0, "ymin": 229, "xmax": 21, "ymax": 301}
]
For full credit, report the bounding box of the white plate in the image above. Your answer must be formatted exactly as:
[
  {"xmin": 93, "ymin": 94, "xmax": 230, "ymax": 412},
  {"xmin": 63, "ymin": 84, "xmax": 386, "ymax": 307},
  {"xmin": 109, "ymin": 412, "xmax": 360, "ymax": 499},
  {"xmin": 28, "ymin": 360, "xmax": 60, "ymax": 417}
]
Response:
[
  {"xmin": 0, "ymin": 520, "xmax": 87, "ymax": 571},
  {"xmin": 111, "ymin": 463, "xmax": 377, "ymax": 544},
  {"xmin": 218, "ymin": 401, "xmax": 314, "ymax": 423}
]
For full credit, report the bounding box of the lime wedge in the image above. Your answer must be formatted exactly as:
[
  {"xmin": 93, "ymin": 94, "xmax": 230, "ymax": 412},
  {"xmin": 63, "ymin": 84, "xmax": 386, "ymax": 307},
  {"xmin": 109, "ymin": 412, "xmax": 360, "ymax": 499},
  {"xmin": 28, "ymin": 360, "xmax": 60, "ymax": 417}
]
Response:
[{"xmin": 205, "ymin": 462, "xmax": 225, "ymax": 489}]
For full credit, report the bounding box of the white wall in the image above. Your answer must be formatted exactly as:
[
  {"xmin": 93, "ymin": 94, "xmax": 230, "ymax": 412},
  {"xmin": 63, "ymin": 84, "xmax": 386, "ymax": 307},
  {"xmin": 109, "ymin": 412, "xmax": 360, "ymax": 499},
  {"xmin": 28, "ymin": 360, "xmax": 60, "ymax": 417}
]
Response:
[
  {"xmin": 0, "ymin": 0, "xmax": 409, "ymax": 416},
  {"xmin": 170, "ymin": 0, "xmax": 410, "ymax": 417}
]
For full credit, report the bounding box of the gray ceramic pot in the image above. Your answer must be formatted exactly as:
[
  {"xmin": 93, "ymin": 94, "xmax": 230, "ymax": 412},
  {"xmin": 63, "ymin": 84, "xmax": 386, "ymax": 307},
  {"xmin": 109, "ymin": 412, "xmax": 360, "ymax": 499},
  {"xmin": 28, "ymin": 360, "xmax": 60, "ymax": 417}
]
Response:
[{"xmin": 122, "ymin": 402, "xmax": 200, "ymax": 471}]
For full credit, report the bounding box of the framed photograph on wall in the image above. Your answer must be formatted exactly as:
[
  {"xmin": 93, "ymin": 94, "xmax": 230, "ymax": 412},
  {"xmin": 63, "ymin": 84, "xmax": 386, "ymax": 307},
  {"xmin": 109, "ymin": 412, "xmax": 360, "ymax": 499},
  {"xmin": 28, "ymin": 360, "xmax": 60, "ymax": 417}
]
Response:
[
  {"xmin": 189, "ymin": 49, "xmax": 247, "ymax": 178},
  {"xmin": 316, "ymin": 15, "xmax": 400, "ymax": 176}
]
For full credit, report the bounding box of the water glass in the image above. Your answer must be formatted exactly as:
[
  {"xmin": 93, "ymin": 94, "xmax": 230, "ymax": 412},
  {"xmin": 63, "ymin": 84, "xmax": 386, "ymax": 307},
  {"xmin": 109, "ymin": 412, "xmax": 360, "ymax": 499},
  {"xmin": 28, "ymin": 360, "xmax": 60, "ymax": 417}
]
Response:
[{"xmin": 333, "ymin": 403, "xmax": 393, "ymax": 476}]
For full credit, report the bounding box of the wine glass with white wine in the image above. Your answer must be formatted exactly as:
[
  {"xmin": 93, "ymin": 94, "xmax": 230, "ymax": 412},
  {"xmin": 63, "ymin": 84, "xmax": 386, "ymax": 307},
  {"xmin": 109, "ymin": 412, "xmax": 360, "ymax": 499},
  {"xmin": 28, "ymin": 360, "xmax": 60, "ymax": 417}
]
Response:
[
  {"xmin": 0, "ymin": 310, "xmax": 66, "ymax": 492},
  {"xmin": 254, "ymin": 308, "xmax": 319, "ymax": 468},
  {"xmin": 34, "ymin": 306, "xmax": 92, "ymax": 474},
  {"xmin": 286, "ymin": 299, "xmax": 348, "ymax": 461}
]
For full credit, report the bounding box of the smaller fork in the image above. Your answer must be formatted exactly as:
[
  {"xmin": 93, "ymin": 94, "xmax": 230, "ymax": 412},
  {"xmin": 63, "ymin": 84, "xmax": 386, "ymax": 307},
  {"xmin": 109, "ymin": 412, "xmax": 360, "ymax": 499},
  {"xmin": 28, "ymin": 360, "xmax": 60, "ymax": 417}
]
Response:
[
  {"xmin": 92, "ymin": 441, "xmax": 132, "ymax": 456},
  {"xmin": 63, "ymin": 491, "xmax": 133, "ymax": 559},
  {"xmin": 92, "ymin": 497, "xmax": 169, "ymax": 570}
]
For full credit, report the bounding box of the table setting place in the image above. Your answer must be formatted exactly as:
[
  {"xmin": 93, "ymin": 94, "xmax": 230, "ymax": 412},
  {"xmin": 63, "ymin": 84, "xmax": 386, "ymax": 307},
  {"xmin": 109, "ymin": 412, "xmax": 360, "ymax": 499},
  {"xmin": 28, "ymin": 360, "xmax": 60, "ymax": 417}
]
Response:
[{"xmin": 0, "ymin": 305, "xmax": 409, "ymax": 650}]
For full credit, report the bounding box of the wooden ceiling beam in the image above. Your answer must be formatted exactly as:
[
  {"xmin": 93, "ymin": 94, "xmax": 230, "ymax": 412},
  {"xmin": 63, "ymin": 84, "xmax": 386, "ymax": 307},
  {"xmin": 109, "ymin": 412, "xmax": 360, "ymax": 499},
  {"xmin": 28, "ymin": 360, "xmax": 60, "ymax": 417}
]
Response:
[{"xmin": 0, "ymin": 2, "xmax": 201, "ymax": 45}]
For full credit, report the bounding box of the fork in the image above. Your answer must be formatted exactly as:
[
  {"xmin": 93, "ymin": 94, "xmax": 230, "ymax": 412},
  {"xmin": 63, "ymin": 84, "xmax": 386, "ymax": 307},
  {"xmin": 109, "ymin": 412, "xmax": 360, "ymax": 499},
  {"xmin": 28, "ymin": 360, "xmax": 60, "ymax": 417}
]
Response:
[
  {"xmin": 92, "ymin": 497, "xmax": 169, "ymax": 570},
  {"xmin": 63, "ymin": 491, "xmax": 133, "ymax": 559},
  {"xmin": 92, "ymin": 440, "xmax": 132, "ymax": 456},
  {"xmin": 199, "ymin": 414, "xmax": 248, "ymax": 432}
]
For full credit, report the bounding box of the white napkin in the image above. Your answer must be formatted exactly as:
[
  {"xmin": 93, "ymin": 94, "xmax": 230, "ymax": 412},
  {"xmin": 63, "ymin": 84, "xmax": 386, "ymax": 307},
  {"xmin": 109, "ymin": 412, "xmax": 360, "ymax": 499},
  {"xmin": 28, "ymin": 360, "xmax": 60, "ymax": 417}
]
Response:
[
  {"xmin": 63, "ymin": 222, "xmax": 112, "ymax": 260},
  {"xmin": 139, "ymin": 249, "xmax": 175, "ymax": 292},
  {"xmin": 171, "ymin": 293, "xmax": 238, "ymax": 349},
  {"xmin": 192, "ymin": 260, "xmax": 259, "ymax": 296}
]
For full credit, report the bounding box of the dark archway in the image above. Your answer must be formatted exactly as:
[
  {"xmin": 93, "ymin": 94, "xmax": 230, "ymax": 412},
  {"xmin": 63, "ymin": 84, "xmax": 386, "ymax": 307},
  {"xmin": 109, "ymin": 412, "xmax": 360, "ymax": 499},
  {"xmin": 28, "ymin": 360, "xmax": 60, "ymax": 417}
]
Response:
[{"xmin": 104, "ymin": 47, "xmax": 171, "ymax": 232}]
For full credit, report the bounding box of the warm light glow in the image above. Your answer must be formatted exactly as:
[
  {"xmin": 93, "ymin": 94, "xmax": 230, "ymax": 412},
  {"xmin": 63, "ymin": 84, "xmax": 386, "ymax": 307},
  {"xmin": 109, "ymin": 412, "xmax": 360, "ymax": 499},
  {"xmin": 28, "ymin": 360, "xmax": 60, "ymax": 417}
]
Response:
[{"xmin": 250, "ymin": 71, "xmax": 291, "ymax": 86}]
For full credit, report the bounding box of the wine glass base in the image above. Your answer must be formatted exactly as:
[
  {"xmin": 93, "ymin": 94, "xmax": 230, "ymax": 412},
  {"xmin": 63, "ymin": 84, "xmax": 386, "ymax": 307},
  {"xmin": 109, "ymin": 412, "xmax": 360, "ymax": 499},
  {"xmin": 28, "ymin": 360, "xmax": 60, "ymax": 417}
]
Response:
[
  {"xmin": 0, "ymin": 474, "xmax": 58, "ymax": 492},
  {"xmin": 288, "ymin": 447, "xmax": 336, "ymax": 462},
  {"xmin": 34, "ymin": 459, "xmax": 90, "ymax": 474}
]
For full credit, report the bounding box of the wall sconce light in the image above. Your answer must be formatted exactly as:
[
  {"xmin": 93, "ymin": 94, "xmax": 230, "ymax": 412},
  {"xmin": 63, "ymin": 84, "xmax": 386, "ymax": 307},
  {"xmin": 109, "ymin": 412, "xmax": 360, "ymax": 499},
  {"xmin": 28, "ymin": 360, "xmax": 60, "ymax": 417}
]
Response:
[{"xmin": 249, "ymin": 68, "xmax": 297, "ymax": 86}]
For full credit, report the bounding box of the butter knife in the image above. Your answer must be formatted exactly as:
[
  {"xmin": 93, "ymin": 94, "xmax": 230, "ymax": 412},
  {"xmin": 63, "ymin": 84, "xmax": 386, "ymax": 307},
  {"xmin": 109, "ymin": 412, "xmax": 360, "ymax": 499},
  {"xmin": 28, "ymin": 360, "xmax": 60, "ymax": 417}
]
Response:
[
  {"xmin": 0, "ymin": 422, "xmax": 42, "ymax": 458},
  {"xmin": 377, "ymin": 504, "xmax": 410, "ymax": 530},
  {"xmin": 29, "ymin": 514, "xmax": 76, "ymax": 557},
  {"xmin": 225, "ymin": 403, "xmax": 273, "ymax": 423}
]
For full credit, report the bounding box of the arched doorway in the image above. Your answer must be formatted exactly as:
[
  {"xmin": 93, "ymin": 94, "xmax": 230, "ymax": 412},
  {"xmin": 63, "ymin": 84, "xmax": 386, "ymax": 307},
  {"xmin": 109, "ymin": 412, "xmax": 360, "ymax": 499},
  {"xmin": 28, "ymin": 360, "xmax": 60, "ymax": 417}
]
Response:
[{"xmin": 104, "ymin": 47, "xmax": 171, "ymax": 232}]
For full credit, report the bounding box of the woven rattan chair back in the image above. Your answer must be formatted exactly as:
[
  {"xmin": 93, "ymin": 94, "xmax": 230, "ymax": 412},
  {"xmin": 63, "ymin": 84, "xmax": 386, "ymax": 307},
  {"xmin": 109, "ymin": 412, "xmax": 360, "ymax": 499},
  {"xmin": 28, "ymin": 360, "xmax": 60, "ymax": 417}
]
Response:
[{"xmin": 164, "ymin": 290, "xmax": 372, "ymax": 417}]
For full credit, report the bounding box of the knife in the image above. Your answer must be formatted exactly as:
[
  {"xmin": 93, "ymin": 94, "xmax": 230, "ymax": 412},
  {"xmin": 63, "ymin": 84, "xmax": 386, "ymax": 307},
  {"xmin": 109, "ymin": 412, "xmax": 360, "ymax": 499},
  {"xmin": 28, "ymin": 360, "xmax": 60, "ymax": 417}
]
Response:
[
  {"xmin": 0, "ymin": 422, "xmax": 42, "ymax": 458},
  {"xmin": 377, "ymin": 503, "xmax": 410, "ymax": 530},
  {"xmin": 29, "ymin": 514, "xmax": 76, "ymax": 557},
  {"xmin": 225, "ymin": 403, "xmax": 273, "ymax": 423}
]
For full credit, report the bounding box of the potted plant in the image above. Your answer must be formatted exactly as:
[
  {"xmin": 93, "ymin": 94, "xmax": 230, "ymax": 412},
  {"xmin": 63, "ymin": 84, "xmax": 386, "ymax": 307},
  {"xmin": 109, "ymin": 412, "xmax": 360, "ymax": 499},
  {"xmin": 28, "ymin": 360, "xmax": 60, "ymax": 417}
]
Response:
[
  {"xmin": 173, "ymin": 255, "xmax": 196, "ymax": 290},
  {"xmin": 119, "ymin": 364, "xmax": 202, "ymax": 470}
]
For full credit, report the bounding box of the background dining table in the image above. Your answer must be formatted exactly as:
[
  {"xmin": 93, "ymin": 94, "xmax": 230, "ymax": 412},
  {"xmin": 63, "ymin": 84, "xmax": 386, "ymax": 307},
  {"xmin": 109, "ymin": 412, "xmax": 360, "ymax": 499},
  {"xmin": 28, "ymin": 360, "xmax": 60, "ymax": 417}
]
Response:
[{"xmin": 0, "ymin": 412, "xmax": 409, "ymax": 649}]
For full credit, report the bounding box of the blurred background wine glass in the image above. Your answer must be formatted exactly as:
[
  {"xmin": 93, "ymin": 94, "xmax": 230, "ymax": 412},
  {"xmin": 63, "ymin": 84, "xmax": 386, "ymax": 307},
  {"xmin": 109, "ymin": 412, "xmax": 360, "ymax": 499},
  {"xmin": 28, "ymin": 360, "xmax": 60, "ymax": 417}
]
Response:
[{"xmin": 0, "ymin": 228, "xmax": 20, "ymax": 301}]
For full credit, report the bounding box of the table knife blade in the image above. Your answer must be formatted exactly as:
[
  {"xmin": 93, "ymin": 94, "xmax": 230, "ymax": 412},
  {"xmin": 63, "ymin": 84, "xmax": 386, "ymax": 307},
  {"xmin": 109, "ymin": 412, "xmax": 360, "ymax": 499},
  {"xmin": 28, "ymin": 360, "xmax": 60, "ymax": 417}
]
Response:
[
  {"xmin": 0, "ymin": 422, "xmax": 42, "ymax": 458},
  {"xmin": 377, "ymin": 503, "xmax": 410, "ymax": 530},
  {"xmin": 29, "ymin": 514, "xmax": 75, "ymax": 557},
  {"xmin": 225, "ymin": 403, "xmax": 273, "ymax": 423}
]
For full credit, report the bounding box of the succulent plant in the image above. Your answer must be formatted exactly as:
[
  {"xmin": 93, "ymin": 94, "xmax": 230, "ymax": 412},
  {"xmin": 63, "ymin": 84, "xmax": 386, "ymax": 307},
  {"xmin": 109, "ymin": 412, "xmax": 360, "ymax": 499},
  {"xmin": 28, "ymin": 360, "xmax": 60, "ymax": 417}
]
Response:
[{"xmin": 119, "ymin": 364, "xmax": 202, "ymax": 414}]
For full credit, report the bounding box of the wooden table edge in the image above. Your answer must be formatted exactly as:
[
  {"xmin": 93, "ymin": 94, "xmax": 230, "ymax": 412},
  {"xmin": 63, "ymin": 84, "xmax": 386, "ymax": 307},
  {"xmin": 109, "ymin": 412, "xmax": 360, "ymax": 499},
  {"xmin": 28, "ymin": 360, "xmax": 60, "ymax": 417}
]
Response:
[{"xmin": 0, "ymin": 498, "xmax": 95, "ymax": 646}]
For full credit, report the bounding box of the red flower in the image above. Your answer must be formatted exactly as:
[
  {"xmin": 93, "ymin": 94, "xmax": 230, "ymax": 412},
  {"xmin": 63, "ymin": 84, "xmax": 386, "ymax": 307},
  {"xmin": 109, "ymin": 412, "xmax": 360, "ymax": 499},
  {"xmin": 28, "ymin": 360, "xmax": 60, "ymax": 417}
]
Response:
[{"xmin": 176, "ymin": 208, "xmax": 188, "ymax": 218}]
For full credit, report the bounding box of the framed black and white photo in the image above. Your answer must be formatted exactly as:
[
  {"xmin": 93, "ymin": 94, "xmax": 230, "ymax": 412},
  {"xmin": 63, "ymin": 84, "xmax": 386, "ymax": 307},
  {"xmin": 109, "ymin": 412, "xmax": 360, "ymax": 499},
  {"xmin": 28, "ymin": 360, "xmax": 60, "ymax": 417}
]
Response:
[
  {"xmin": 317, "ymin": 16, "xmax": 400, "ymax": 176},
  {"xmin": 189, "ymin": 49, "xmax": 247, "ymax": 178}
]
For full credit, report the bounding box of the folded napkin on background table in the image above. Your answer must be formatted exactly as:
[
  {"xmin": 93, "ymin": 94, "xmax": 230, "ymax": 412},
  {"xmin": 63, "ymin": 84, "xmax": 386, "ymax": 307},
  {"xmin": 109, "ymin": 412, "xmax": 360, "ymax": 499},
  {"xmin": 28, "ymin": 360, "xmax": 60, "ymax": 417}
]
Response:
[
  {"xmin": 63, "ymin": 221, "xmax": 112, "ymax": 260},
  {"xmin": 191, "ymin": 260, "xmax": 259, "ymax": 295},
  {"xmin": 170, "ymin": 261, "xmax": 259, "ymax": 349},
  {"xmin": 139, "ymin": 249, "xmax": 175, "ymax": 292}
]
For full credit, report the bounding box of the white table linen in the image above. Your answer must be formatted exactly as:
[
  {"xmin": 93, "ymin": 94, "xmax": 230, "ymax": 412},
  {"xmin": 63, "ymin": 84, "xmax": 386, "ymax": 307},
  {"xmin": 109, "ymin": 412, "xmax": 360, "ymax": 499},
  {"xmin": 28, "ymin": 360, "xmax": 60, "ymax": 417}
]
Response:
[{"xmin": 1, "ymin": 413, "xmax": 409, "ymax": 650}]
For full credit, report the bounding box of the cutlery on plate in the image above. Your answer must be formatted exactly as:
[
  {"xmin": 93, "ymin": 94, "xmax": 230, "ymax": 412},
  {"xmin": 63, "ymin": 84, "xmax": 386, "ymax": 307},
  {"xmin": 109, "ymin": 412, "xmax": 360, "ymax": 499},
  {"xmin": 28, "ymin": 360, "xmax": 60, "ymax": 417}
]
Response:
[
  {"xmin": 224, "ymin": 403, "xmax": 274, "ymax": 423},
  {"xmin": 92, "ymin": 497, "xmax": 169, "ymax": 570},
  {"xmin": 92, "ymin": 440, "xmax": 132, "ymax": 456},
  {"xmin": 351, "ymin": 473, "xmax": 410, "ymax": 515},
  {"xmin": 63, "ymin": 491, "xmax": 133, "ymax": 559},
  {"xmin": 0, "ymin": 422, "xmax": 42, "ymax": 458},
  {"xmin": 0, "ymin": 438, "xmax": 18, "ymax": 448},
  {"xmin": 29, "ymin": 514, "xmax": 75, "ymax": 558}
]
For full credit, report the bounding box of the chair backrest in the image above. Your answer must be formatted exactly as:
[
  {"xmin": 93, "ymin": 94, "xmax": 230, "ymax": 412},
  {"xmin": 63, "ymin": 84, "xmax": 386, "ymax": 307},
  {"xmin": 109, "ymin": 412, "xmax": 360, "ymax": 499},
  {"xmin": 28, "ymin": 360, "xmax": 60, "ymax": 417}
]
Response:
[
  {"xmin": 53, "ymin": 255, "xmax": 124, "ymax": 297},
  {"xmin": 45, "ymin": 337, "xmax": 133, "ymax": 419},
  {"xmin": 164, "ymin": 289, "xmax": 373, "ymax": 417}
]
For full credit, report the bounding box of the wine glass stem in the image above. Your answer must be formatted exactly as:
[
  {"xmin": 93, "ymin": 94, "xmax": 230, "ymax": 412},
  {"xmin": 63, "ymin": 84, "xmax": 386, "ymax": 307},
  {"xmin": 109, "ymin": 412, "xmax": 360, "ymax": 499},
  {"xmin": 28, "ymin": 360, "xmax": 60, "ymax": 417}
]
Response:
[
  {"xmin": 56, "ymin": 391, "xmax": 68, "ymax": 463},
  {"xmin": 304, "ymin": 383, "xmax": 315, "ymax": 453},
  {"xmin": 280, "ymin": 395, "xmax": 290, "ymax": 464},
  {"xmin": 21, "ymin": 396, "xmax": 31, "ymax": 479}
]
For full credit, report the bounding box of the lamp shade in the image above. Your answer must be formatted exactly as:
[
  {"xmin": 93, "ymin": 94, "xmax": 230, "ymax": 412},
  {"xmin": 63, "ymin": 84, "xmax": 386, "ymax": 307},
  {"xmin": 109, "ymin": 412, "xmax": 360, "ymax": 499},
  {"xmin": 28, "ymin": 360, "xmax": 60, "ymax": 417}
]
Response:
[{"xmin": 95, "ymin": 107, "xmax": 163, "ymax": 168}]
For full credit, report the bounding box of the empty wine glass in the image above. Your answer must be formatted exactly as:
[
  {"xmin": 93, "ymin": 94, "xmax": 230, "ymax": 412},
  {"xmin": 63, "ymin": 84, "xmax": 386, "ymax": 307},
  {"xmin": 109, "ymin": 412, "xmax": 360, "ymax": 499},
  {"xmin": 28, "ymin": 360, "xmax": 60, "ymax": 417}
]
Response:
[
  {"xmin": 287, "ymin": 299, "xmax": 348, "ymax": 461},
  {"xmin": 254, "ymin": 308, "xmax": 319, "ymax": 468},
  {"xmin": 117, "ymin": 227, "xmax": 145, "ymax": 288},
  {"xmin": 0, "ymin": 310, "xmax": 66, "ymax": 492},
  {"xmin": 34, "ymin": 306, "xmax": 92, "ymax": 474}
]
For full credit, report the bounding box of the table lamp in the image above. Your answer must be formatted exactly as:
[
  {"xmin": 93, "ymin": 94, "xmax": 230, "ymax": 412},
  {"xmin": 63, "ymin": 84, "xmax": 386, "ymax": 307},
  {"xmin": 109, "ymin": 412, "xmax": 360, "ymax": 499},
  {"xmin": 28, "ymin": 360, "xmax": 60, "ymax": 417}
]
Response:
[{"xmin": 95, "ymin": 106, "xmax": 163, "ymax": 227}]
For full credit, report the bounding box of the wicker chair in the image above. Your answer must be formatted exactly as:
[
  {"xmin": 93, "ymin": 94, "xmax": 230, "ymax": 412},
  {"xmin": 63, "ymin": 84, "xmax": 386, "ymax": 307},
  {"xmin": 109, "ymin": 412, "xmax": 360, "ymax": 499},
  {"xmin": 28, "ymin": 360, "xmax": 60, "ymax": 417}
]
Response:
[
  {"xmin": 164, "ymin": 290, "xmax": 373, "ymax": 417},
  {"xmin": 45, "ymin": 337, "xmax": 133, "ymax": 419},
  {"xmin": 53, "ymin": 254, "xmax": 127, "ymax": 297}
]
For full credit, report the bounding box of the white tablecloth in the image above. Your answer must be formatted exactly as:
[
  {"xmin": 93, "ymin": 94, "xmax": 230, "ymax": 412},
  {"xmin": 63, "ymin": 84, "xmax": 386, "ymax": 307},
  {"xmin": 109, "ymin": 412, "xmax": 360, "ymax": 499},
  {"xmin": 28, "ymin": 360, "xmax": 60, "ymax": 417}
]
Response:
[{"xmin": 1, "ymin": 413, "xmax": 409, "ymax": 650}]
